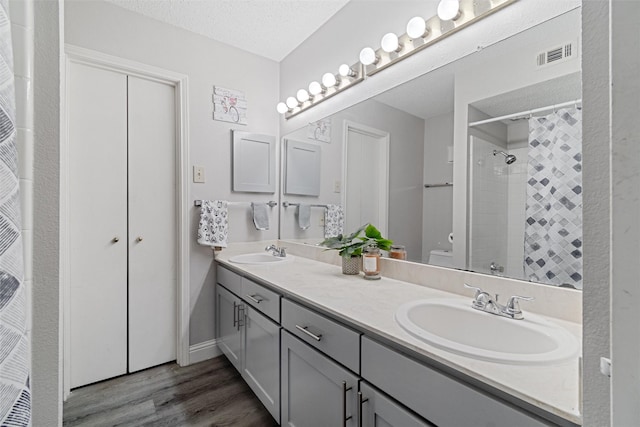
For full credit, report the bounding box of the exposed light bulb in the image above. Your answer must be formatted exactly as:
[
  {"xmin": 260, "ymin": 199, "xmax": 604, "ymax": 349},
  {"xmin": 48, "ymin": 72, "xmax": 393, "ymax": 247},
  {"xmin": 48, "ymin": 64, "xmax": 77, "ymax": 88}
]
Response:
[
  {"xmin": 359, "ymin": 47, "xmax": 379, "ymax": 66},
  {"xmin": 308, "ymin": 81, "xmax": 324, "ymax": 96},
  {"xmin": 381, "ymin": 33, "xmax": 401, "ymax": 53},
  {"xmin": 322, "ymin": 72, "xmax": 337, "ymax": 88},
  {"xmin": 338, "ymin": 64, "xmax": 356, "ymax": 78},
  {"xmin": 296, "ymin": 89, "xmax": 310, "ymax": 103},
  {"xmin": 437, "ymin": 0, "xmax": 461, "ymax": 21},
  {"xmin": 276, "ymin": 102, "xmax": 288, "ymax": 114},
  {"xmin": 406, "ymin": 16, "xmax": 428, "ymax": 39},
  {"xmin": 286, "ymin": 96, "xmax": 299, "ymax": 109}
]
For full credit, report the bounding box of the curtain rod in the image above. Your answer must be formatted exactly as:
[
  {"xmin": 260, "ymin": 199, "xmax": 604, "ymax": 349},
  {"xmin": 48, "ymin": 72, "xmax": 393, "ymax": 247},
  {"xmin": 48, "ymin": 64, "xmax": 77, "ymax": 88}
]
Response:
[{"xmin": 468, "ymin": 99, "xmax": 582, "ymax": 127}]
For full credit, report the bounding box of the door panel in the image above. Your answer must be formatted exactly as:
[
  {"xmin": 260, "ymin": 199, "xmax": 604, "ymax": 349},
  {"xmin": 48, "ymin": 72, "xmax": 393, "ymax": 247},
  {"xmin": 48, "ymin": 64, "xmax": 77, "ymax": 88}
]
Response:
[
  {"xmin": 359, "ymin": 382, "xmax": 432, "ymax": 427},
  {"xmin": 68, "ymin": 62, "xmax": 128, "ymax": 388},
  {"xmin": 127, "ymin": 76, "xmax": 177, "ymax": 372},
  {"xmin": 216, "ymin": 285, "xmax": 243, "ymax": 372},
  {"xmin": 281, "ymin": 331, "xmax": 358, "ymax": 427},
  {"xmin": 244, "ymin": 306, "xmax": 280, "ymax": 423}
]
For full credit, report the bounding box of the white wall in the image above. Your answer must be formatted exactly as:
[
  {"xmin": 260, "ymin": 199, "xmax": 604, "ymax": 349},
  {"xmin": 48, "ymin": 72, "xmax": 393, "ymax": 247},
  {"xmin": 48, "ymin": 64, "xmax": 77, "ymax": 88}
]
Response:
[
  {"xmin": 610, "ymin": 0, "xmax": 640, "ymax": 424},
  {"xmin": 280, "ymin": 99, "xmax": 425, "ymax": 262},
  {"xmin": 32, "ymin": 0, "xmax": 63, "ymax": 424},
  {"xmin": 422, "ymin": 111, "xmax": 454, "ymax": 262},
  {"xmin": 64, "ymin": 0, "xmax": 280, "ymax": 346}
]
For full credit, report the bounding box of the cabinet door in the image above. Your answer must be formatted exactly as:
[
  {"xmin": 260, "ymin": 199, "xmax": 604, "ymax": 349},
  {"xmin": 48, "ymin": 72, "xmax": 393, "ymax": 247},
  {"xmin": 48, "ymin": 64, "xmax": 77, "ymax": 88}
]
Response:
[
  {"xmin": 359, "ymin": 382, "xmax": 432, "ymax": 427},
  {"xmin": 243, "ymin": 306, "xmax": 280, "ymax": 423},
  {"xmin": 68, "ymin": 62, "xmax": 128, "ymax": 388},
  {"xmin": 281, "ymin": 331, "xmax": 358, "ymax": 427},
  {"xmin": 216, "ymin": 285, "xmax": 243, "ymax": 372}
]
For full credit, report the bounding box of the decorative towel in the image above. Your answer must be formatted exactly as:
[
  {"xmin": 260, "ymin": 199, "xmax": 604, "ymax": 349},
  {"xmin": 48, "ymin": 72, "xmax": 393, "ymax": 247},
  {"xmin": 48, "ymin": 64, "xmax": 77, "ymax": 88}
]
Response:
[
  {"xmin": 251, "ymin": 202, "xmax": 269, "ymax": 231},
  {"xmin": 197, "ymin": 200, "xmax": 228, "ymax": 248},
  {"xmin": 297, "ymin": 204, "xmax": 311, "ymax": 230},
  {"xmin": 324, "ymin": 204, "xmax": 344, "ymax": 238},
  {"xmin": 0, "ymin": 1, "xmax": 31, "ymax": 424}
]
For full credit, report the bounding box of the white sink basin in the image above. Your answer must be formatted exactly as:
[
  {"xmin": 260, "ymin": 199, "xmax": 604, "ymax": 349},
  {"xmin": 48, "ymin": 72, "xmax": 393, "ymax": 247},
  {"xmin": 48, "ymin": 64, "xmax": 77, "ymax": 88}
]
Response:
[
  {"xmin": 395, "ymin": 298, "xmax": 578, "ymax": 365},
  {"xmin": 228, "ymin": 253, "xmax": 294, "ymax": 265}
]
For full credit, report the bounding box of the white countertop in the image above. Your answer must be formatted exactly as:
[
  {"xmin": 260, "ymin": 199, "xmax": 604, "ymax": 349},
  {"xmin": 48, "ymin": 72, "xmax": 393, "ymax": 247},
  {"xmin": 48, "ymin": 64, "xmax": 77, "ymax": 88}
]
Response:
[{"xmin": 215, "ymin": 244, "xmax": 582, "ymax": 425}]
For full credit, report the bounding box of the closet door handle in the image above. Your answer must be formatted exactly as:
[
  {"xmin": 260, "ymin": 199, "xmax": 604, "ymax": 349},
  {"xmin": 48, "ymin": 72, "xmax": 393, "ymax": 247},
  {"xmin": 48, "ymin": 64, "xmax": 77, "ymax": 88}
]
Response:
[
  {"xmin": 112, "ymin": 237, "xmax": 120, "ymax": 243},
  {"xmin": 342, "ymin": 381, "xmax": 353, "ymax": 427},
  {"xmin": 136, "ymin": 236, "xmax": 144, "ymax": 242},
  {"xmin": 357, "ymin": 391, "xmax": 369, "ymax": 427}
]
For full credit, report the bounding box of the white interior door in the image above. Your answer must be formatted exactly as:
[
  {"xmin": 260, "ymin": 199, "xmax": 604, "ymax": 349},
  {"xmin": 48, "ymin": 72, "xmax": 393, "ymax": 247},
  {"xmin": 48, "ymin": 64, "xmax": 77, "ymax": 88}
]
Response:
[
  {"xmin": 344, "ymin": 123, "xmax": 389, "ymax": 236},
  {"xmin": 68, "ymin": 62, "xmax": 128, "ymax": 388},
  {"xmin": 127, "ymin": 75, "xmax": 177, "ymax": 372}
]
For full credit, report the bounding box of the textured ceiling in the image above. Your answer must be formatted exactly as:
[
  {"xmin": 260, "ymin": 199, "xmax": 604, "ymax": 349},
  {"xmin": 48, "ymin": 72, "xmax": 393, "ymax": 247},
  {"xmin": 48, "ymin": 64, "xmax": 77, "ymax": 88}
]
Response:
[{"xmin": 105, "ymin": 0, "xmax": 350, "ymax": 62}]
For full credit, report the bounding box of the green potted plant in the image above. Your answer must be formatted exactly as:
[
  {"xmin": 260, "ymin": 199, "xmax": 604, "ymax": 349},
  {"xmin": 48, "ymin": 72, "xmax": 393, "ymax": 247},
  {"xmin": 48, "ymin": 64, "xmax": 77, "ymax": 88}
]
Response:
[{"xmin": 320, "ymin": 224, "xmax": 393, "ymax": 275}]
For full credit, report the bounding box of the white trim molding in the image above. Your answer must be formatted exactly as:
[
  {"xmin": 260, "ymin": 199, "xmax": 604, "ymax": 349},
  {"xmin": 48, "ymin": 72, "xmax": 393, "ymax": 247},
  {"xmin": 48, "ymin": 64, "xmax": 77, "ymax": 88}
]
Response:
[
  {"xmin": 61, "ymin": 45, "xmax": 191, "ymax": 398},
  {"xmin": 189, "ymin": 339, "xmax": 222, "ymax": 364}
]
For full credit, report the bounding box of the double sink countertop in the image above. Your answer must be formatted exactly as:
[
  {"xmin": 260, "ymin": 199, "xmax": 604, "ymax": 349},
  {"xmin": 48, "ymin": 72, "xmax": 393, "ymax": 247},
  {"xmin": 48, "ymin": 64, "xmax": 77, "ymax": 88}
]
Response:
[{"xmin": 214, "ymin": 243, "xmax": 582, "ymax": 425}]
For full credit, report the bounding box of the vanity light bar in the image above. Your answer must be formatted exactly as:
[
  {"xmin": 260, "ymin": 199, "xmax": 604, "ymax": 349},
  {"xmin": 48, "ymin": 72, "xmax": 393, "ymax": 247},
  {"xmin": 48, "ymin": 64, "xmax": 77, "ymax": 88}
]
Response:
[
  {"xmin": 283, "ymin": 62, "xmax": 365, "ymax": 119},
  {"xmin": 364, "ymin": 0, "xmax": 516, "ymax": 78},
  {"xmin": 278, "ymin": 0, "xmax": 516, "ymax": 120}
]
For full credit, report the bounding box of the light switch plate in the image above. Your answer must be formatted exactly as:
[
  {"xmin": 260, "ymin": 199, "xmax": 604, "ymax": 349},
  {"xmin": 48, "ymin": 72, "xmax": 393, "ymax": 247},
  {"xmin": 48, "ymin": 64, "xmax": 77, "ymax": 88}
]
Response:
[
  {"xmin": 334, "ymin": 180, "xmax": 341, "ymax": 193},
  {"xmin": 193, "ymin": 166, "xmax": 205, "ymax": 183}
]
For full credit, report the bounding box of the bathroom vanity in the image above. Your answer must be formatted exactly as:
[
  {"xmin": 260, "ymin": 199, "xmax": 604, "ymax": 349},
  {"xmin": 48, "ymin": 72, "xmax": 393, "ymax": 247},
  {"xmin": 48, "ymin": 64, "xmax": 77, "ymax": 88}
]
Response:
[{"xmin": 214, "ymin": 244, "xmax": 581, "ymax": 427}]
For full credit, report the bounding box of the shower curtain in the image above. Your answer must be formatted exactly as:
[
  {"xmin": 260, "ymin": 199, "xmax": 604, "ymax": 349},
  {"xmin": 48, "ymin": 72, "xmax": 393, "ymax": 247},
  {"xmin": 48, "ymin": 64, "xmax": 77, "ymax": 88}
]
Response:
[
  {"xmin": 524, "ymin": 107, "xmax": 583, "ymax": 289},
  {"xmin": 0, "ymin": 1, "xmax": 31, "ymax": 425}
]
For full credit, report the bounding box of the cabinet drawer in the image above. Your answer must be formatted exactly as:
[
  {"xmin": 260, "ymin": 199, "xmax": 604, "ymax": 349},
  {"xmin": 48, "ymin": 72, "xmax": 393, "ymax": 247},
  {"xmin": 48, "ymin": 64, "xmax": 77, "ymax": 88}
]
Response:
[
  {"xmin": 361, "ymin": 337, "xmax": 551, "ymax": 427},
  {"xmin": 282, "ymin": 299, "xmax": 360, "ymax": 373},
  {"xmin": 241, "ymin": 277, "xmax": 281, "ymax": 322},
  {"xmin": 217, "ymin": 265, "xmax": 242, "ymax": 296}
]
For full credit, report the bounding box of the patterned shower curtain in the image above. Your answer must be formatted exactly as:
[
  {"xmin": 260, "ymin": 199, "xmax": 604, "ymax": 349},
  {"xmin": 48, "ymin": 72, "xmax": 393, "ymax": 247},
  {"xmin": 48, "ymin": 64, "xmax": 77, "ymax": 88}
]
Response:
[
  {"xmin": 0, "ymin": 1, "xmax": 31, "ymax": 425},
  {"xmin": 524, "ymin": 108, "xmax": 583, "ymax": 289}
]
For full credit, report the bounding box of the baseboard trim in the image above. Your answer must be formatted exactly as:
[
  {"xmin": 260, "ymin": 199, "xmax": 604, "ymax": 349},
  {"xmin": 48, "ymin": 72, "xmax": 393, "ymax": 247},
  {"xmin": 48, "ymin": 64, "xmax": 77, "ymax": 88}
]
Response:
[{"xmin": 189, "ymin": 339, "xmax": 221, "ymax": 364}]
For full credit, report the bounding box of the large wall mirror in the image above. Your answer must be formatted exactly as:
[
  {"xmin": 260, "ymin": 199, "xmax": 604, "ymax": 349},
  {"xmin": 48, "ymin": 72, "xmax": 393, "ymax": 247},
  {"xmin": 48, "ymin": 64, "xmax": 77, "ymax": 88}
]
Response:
[{"xmin": 279, "ymin": 9, "xmax": 582, "ymax": 290}]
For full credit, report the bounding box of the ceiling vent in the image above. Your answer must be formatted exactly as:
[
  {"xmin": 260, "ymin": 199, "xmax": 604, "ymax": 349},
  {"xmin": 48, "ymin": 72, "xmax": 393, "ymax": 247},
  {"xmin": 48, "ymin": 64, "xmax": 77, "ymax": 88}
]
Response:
[{"xmin": 536, "ymin": 40, "xmax": 577, "ymax": 68}]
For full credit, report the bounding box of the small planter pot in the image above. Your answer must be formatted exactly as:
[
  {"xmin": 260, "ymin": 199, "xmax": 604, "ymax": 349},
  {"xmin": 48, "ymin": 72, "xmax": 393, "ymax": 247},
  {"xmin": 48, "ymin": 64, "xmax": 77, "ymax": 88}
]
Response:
[{"xmin": 342, "ymin": 256, "xmax": 361, "ymax": 275}]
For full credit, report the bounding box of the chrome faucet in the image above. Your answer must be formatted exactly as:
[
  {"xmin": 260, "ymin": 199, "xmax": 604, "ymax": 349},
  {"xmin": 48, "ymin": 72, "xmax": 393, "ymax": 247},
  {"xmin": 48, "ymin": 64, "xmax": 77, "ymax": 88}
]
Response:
[
  {"xmin": 489, "ymin": 261, "xmax": 504, "ymax": 274},
  {"xmin": 265, "ymin": 244, "xmax": 287, "ymax": 257},
  {"xmin": 463, "ymin": 284, "xmax": 533, "ymax": 320}
]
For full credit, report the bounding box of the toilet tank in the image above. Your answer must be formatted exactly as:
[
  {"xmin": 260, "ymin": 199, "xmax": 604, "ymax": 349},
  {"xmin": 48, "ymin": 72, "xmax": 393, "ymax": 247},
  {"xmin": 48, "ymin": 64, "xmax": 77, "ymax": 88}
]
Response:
[{"xmin": 428, "ymin": 250, "xmax": 453, "ymax": 268}]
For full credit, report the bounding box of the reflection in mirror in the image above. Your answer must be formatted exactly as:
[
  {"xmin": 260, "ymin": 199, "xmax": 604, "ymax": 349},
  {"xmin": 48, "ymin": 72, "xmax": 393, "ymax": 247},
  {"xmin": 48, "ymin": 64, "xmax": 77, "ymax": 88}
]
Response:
[{"xmin": 279, "ymin": 9, "xmax": 582, "ymax": 289}]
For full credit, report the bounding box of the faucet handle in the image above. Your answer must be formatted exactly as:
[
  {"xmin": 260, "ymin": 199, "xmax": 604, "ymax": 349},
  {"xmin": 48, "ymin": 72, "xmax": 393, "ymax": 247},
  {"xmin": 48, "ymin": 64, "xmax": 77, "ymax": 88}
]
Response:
[
  {"xmin": 464, "ymin": 283, "xmax": 488, "ymax": 304},
  {"xmin": 505, "ymin": 295, "xmax": 534, "ymax": 316},
  {"xmin": 279, "ymin": 247, "xmax": 287, "ymax": 257}
]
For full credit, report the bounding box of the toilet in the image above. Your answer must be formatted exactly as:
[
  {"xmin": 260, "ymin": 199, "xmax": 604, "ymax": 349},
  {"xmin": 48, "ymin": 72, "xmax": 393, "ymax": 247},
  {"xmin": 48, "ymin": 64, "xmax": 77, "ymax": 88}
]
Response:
[{"xmin": 428, "ymin": 249, "xmax": 453, "ymax": 268}]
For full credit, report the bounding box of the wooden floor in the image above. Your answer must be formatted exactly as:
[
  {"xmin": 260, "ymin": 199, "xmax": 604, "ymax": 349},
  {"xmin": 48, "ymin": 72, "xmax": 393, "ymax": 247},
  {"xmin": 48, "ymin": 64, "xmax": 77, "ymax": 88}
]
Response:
[{"xmin": 63, "ymin": 356, "xmax": 279, "ymax": 427}]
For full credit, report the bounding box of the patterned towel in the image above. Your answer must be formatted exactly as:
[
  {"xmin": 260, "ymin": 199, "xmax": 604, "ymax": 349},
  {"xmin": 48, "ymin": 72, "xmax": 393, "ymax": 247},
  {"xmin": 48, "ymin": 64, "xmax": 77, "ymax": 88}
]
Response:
[
  {"xmin": 197, "ymin": 200, "xmax": 228, "ymax": 248},
  {"xmin": 0, "ymin": 0, "xmax": 31, "ymax": 424},
  {"xmin": 324, "ymin": 204, "xmax": 344, "ymax": 238}
]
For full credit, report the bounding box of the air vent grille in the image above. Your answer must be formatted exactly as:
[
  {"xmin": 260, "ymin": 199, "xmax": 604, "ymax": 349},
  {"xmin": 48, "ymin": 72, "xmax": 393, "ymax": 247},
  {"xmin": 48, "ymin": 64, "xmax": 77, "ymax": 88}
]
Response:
[{"xmin": 537, "ymin": 40, "xmax": 577, "ymax": 68}]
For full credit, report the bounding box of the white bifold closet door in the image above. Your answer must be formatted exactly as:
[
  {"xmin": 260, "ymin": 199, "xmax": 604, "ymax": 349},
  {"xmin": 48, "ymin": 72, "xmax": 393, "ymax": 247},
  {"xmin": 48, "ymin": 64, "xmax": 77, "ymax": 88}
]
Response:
[
  {"xmin": 127, "ymin": 76, "xmax": 176, "ymax": 373},
  {"xmin": 68, "ymin": 63, "xmax": 176, "ymax": 388}
]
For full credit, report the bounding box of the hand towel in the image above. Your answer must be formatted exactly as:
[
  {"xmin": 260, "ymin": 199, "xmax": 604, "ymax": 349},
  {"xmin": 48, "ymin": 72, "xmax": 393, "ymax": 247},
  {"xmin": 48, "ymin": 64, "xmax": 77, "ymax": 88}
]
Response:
[
  {"xmin": 197, "ymin": 200, "xmax": 228, "ymax": 247},
  {"xmin": 252, "ymin": 202, "xmax": 270, "ymax": 231},
  {"xmin": 324, "ymin": 204, "xmax": 344, "ymax": 238},
  {"xmin": 297, "ymin": 204, "xmax": 311, "ymax": 230}
]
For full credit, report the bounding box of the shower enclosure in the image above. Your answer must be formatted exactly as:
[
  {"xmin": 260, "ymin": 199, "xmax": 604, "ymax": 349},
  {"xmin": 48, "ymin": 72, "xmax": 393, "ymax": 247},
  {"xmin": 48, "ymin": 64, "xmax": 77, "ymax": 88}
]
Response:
[{"xmin": 468, "ymin": 129, "xmax": 529, "ymax": 280}]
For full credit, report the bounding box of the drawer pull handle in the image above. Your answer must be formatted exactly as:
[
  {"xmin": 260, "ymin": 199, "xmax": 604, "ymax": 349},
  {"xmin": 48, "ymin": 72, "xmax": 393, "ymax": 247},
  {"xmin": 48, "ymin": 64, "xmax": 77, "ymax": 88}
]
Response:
[
  {"xmin": 246, "ymin": 294, "xmax": 264, "ymax": 304},
  {"xmin": 233, "ymin": 301, "xmax": 238, "ymax": 327},
  {"xmin": 343, "ymin": 381, "xmax": 353, "ymax": 427},
  {"xmin": 237, "ymin": 305, "xmax": 245, "ymax": 331},
  {"xmin": 357, "ymin": 391, "xmax": 369, "ymax": 427},
  {"xmin": 295, "ymin": 324, "xmax": 323, "ymax": 341}
]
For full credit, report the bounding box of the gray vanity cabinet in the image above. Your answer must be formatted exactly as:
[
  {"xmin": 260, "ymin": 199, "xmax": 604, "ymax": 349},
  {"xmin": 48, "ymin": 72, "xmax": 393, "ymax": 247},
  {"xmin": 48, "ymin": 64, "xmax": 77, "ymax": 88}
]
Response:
[
  {"xmin": 243, "ymin": 304, "xmax": 281, "ymax": 422},
  {"xmin": 216, "ymin": 285, "xmax": 243, "ymax": 372},
  {"xmin": 358, "ymin": 381, "xmax": 433, "ymax": 427},
  {"xmin": 281, "ymin": 331, "xmax": 359, "ymax": 427},
  {"xmin": 216, "ymin": 268, "xmax": 282, "ymax": 423}
]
